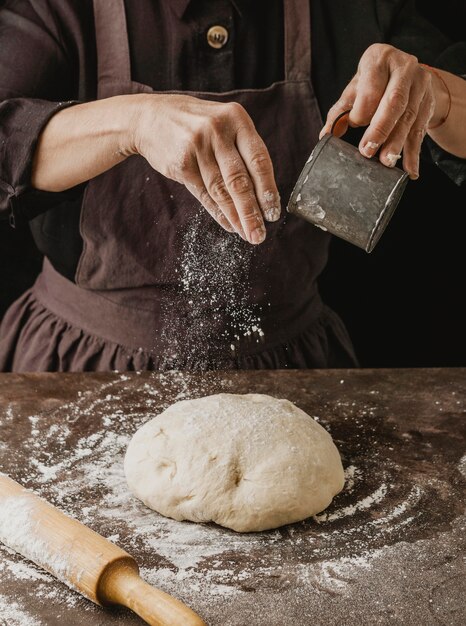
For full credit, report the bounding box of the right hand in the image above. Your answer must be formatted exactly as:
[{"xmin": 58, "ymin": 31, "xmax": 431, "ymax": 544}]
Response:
[{"xmin": 132, "ymin": 94, "xmax": 281, "ymax": 244}]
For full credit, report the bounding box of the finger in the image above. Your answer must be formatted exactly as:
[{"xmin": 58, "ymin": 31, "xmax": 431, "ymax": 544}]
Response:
[
  {"xmin": 178, "ymin": 157, "xmax": 236, "ymax": 233},
  {"xmin": 185, "ymin": 179, "xmax": 236, "ymax": 233},
  {"xmin": 358, "ymin": 65, "xmax": 415, "ymax": 158},
  {"xmin": 349, "ymin": 61, "xmax": 390, "ymax": 130},
  {"xmin": 212, "ymin": 144, "xmax": 266, "ymax": 245},
  {"xmin": 168, "ymin": 134, "xmax": 239, "ymax": 234},
  {"xmin": 235, "ymin": 126, "xmax": 281, "ymax": 223},
  {"xmin": 378, "ymin": 71, "xmax": 429, "ymax": 170},
  {"xmin": 197, "ymin": 147, "xmax": 252, "ymax": 241},
  {"xmin": 402, "ymin": 93, "xmax": 433, "ymax": 179},
  {"xmin": 198, "ymin": 162, "xmax": 248, "ymax": 240},
  {"xmin": 319, "ymin": 80, "xmax": 357, "ymax": 140}
]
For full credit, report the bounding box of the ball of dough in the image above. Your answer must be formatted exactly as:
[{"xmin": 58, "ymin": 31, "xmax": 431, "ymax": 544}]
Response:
[{"xmin": 124, "ymin": 393, "xmax": 344, "ymax": 532}]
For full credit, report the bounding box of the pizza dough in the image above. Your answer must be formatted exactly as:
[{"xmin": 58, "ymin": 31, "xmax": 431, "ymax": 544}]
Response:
[{"xmin": 124, "ymin": 393, "xmax": 344, "ymax": 532}]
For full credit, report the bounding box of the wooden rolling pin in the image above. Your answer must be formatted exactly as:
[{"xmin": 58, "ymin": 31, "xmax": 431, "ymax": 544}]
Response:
[{"xmin": 0, "ymin": 474, "xmax": 206, "ymax": 626}]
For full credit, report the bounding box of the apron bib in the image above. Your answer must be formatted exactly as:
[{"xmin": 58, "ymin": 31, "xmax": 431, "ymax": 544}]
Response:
[{"xmin": 74, "ymin": 0, "xmax": 330, "ymax": 364}]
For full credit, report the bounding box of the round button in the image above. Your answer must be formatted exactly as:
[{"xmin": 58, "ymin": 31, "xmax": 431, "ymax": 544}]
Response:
[{"xmin": 207, "ymin": 25, "xmax": 229, "ymax": 49}]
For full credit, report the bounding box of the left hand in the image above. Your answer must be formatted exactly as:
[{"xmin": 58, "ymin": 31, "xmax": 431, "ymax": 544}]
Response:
[{"xmin": 319, "ymin": 44, "xmax": 446, "ymax": 180}]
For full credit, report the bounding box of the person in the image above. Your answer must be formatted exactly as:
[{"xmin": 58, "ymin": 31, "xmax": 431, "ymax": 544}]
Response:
[{"xmin": 0, "ymin": 0, "xmax": 465, "ymax": 372}]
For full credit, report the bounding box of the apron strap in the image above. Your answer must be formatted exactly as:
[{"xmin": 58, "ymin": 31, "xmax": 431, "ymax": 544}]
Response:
[
  {"xmin": 92, "ymin": 0, "xmax": 131, "ymax": 99},
  {"xmin": 284, "ymin": 0, "xmax": 312, "ymax": 81}
]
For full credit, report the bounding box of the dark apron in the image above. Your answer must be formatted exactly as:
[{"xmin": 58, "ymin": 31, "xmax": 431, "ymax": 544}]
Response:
[{"xmin": 0, "ymin": 0, "xmax": 358, "ymax": 371}]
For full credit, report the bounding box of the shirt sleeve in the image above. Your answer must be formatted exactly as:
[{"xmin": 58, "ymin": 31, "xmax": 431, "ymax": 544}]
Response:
[
  {"xmin": 0, "ymin": 0, "xmax": 82, "ymax": 224},
  {"xmin": 382, "ymin": 0, "xmax": 466, "ymax": 186}
]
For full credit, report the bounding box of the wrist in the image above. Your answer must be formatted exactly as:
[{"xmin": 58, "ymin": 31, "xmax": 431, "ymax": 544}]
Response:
[
  {"xmin": 420, "ymin": 65, "xmax": 451, "ymax": 129},
  {"xmin": 125, "ymin": 93, "xmax": 165, "ymax": 157},
  {"xmin": 115, "ymin": 94, "xmax": 156, "ymax": 157}
]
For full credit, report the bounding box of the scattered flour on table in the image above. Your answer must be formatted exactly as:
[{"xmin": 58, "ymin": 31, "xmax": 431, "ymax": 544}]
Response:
[
  {"xmin": 0, "ymin": 372, "xmax": 455, "ymax": 624},
  {"xmin": 458, "ymin": 453, "xmax": 466, "ymax": 479},
  {"xmin": 0, "ymin": 594, "xmax": 43, "ymax": 626},
  {"xmin": 314, "ymin": 483, "xmax": 388, "ymax": 522}
]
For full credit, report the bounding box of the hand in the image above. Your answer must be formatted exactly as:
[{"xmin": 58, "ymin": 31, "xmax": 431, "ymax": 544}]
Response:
[
  {"xmin": 132, "ymin": 94, "xmax": 281, "ymax": 244},
  {"xmin": 319, "ymin": 44, "xmax": 450, "ymax": 180}
]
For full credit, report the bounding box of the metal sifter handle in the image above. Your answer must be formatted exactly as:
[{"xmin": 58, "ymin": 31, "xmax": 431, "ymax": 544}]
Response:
[{"xmin": 330, "ymin": 109, "xmax": 352, "ymax": 136}]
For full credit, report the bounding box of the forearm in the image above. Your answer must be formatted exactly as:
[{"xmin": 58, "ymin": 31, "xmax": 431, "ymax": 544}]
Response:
[
  {"xmin": 31, "ymin": 95, "xmax": 143, "ymax": 192},
  {"xmin": 31, "ymin": 92, "xmax": 280, "ymax": 244},
  {"xmin": 428, "ymin": 69, "xmax": 466, "ymax": 159}
]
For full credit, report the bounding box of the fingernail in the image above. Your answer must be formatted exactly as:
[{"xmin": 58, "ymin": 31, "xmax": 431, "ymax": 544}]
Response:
[
  {"xmin": 262, "ymin": 191, "xmax": 281, "ymax": 222},
  {"xmin": 385, "ymin": 153, "xmax": 402, "ymax": 167},
  {"xmin": 263, "ymin": 206, "xmax": 281, "ymax": 222},
  {"xmin": 410, "ymin": 172, "xmax": 419, "ymax": 181},
  {"xmin": 362, "ymin": 141, "xmax": 379, "ymax": 158},
  {"xmin": 251, "ymin": 226, "xmax": 266, "ymax": 244}
]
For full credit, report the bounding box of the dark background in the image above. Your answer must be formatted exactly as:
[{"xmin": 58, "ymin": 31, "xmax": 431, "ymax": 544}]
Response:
[{"xmin": 0, "ymin": 0, "xmax": 465, "ymax": 368}]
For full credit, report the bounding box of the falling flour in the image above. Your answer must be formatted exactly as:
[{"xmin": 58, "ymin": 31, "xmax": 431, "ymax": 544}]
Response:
[{"xmin": 160, "ymin": 209, "xmax": 264, "ymax": 368}]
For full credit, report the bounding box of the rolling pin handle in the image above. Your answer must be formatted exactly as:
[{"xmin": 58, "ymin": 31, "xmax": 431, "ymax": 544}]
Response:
[{"xmin": 99, "ymin": 560, "xmax": 207, "ymax": 626}]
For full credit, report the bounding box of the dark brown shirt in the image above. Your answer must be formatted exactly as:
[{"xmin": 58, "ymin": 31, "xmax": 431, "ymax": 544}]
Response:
[{"xmin": 0, "ymin": 0, "xmax": 465, "ymax": 279}]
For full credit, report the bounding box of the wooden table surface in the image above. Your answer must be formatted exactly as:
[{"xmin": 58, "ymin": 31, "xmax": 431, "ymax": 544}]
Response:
[{"xmin": 0, "ymin": 369, "xmax": 465, "ymax": 626}]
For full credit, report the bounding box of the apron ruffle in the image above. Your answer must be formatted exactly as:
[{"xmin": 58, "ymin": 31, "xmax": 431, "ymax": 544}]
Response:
[{"xmin": 0, "ymin": 286, "xmax": 358, "ymax": 372}]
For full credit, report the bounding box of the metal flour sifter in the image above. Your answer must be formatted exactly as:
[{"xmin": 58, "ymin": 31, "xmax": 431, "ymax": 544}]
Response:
[{"xmin": 287, "ymin": 111, "xmax": 409, "ymax": 252}]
